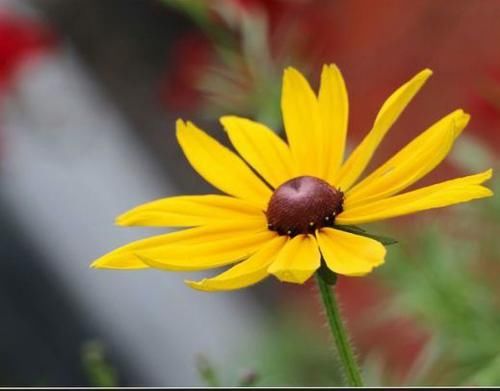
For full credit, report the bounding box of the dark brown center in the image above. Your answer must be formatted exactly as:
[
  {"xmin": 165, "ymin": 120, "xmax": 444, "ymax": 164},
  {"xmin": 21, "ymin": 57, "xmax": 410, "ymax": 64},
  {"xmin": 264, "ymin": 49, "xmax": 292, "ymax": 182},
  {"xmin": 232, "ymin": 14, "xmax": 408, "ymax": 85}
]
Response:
[{"xmin": 266, "ymin": 176, "xmax": 344, "ymax": 237}]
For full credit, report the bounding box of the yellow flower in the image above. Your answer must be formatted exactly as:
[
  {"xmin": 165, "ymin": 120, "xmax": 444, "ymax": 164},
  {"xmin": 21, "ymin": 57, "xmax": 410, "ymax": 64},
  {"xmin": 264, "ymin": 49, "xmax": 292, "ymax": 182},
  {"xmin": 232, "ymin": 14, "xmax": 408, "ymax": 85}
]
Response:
[{"xmin": 92, "ymin": 65, "xmax": 493, "ymax": 291}]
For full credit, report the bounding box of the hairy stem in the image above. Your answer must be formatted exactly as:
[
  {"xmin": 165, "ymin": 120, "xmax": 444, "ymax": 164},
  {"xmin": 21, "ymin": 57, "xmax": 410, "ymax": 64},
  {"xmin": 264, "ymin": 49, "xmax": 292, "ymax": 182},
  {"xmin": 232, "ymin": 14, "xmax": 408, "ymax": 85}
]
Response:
[{"xmin": 315, "ymin": 272, "xmax": 363, "ymax": 387}]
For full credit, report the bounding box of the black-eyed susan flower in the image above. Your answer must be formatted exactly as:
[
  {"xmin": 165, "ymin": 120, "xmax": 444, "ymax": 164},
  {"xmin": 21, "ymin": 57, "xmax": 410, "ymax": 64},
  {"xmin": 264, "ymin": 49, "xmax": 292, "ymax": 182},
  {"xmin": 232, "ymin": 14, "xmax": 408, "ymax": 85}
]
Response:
[{"xmin": 92, "ymin": 65, "xmax": 493, "ymax": 291}]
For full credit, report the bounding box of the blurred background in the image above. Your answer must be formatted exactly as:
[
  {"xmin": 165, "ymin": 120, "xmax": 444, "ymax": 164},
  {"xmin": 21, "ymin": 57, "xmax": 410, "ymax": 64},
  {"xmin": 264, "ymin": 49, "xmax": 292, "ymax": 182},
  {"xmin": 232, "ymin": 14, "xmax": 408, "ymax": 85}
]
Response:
[{"xmin": 0, "ymin": 0, "xmax": 499, "ymax": 386}]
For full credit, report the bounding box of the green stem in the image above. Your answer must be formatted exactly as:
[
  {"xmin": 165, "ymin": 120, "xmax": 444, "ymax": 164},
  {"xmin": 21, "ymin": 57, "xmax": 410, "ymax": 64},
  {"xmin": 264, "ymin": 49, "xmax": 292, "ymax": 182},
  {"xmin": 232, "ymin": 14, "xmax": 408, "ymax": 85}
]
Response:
[{"xmin": 315, "ymin": 272, "xmax": 363, "ymax": 387}]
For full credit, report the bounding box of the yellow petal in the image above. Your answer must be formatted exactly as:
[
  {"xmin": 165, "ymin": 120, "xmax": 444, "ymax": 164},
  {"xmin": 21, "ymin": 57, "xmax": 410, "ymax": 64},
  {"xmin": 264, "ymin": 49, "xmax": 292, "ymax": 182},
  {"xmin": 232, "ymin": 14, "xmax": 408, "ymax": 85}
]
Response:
[
  {"xmin": 176, "ymin": 120, "xmax": 272, "ymax": 208},
  {"xmin": 319, "ymin": 64, "xmax": 349, "ymax": 180},
  {"xmin": 346, "ymin": 109, "xmax": 470, "ymax": 207},
  {"xmin": 137, "ymin": 229, "xmax": 276, "ymax": 271},
  {"xmin": 186, "ymin": 236, "xmax": 288, "ymax": 291},
  {"xmin": 91, "ymin": 219, "xmax": 266, "ymax": 270},
  {"xmin": 220, "ymin": 116, "xmax": 295, "ymax": 188},
  {"xmin": 268, "ymin": 234, "xmax": 320, "ymax": 283},
  {"xmin": 281, "ymin": 67, "xmax": 323, "ymax": 177},
  {"xmin": 316, "ymin": 228, "xmax": 386, "ymax": 276},
  {"xmin": 333, "ymin": 69, "xmax": 433, "ymax": 191},
  {"xmin": 337, "ymin": 169, "xmax": 493, "ymax": 225},
  {"xmin": 116, "ymin": 194, "xmax": 265, "ymax": 227}
]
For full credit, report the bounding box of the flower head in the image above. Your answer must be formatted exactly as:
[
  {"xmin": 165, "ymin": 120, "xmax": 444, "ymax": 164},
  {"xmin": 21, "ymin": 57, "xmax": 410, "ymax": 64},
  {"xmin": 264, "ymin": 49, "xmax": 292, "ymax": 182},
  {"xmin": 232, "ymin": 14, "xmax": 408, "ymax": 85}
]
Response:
[{"xmin": 92, "ymin": 65, "xmax": 493, "ymax": 291}]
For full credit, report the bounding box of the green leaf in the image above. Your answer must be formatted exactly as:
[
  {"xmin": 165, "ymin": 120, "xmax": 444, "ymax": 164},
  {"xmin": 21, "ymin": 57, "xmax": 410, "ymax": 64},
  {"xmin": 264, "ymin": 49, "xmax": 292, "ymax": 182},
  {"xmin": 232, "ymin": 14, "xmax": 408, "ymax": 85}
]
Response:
[{"xmin": 333, "ymin": 225, "xmax": 398, "ymax": 246}]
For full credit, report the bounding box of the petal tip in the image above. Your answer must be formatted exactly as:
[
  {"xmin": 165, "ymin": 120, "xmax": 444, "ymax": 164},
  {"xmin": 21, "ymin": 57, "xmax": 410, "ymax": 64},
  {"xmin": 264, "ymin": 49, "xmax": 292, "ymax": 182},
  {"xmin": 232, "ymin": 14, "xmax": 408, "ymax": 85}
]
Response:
[
  {"xmin": 176, "ymin": 119, "xmax": 199, "ymax": 138},
  {"xmin": 321, "ymin": 63, "xmax": 343, "ymax": 81},
  {"xmin": 410, "ymin": 68, "xmax": 432, "ymax": 85},
  {"xmin": 323, "ymin": 63, "xmax": 340, "ymax": 72},
  {"xmin": 175, "ymin": 118, "xmax": 186, "ymax": 130},
  {"xmin": 219, "ymin": 115, "xmax": 240, "ymax": 131},
  {"xmin": 477, "ymin": 168, "xmax": 494, "ymax": 185},
  {"xmin": 90, "ymin": 257, "xmax": 117, "ymax": 269},
  {"xmin": 175, "ymin": 119, "xmax": 188, "ymax": 140},
  {"xmin": 114, "ymin": 213, "xmax": 131, "ymax": 226},
  {"xmin": 185, "ymin": 279, "xmax": 207, "ymax": 291},
  {"xmin": 219, "ymin": 115, "xmax": 231, "ymax": 127},
  {"xmin": 481, "ymin": 186, "xmax": 494, "ymax": 198},
  {"xmin": 283, "ymin": 66, "xmax": 304, "ymax": 79},
  {"xmin": 453, "ymin": 111, "xmax": 471, "ymax": 135},
  {"xmin": 421, "ymin": 68, "xmax": 433, "ymax": 78}
]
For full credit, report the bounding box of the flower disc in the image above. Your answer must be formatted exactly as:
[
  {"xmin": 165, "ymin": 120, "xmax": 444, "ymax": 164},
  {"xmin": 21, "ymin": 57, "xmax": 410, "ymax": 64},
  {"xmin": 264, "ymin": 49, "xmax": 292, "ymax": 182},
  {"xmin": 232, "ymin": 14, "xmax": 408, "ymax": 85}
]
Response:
[{"xmin": 266, "ymin": 176, "xmax": 344, "ymax": 236}]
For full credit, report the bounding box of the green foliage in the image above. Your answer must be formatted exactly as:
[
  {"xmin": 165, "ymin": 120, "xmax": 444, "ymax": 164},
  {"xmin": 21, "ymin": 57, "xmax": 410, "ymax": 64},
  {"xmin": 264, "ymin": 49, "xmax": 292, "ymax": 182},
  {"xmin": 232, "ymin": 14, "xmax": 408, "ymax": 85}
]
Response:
[
  {"xmin": 368, "ymin": 138, "xmax": 500, "ymax": 386},
  {"xmin": 465, "ymin": 354, "xmax": 500, "ymax": 386},
  {"xmin": 161, "ymin": 0, "xmax": 285, "ymax": 129},
  {"xmin": 235, "ymin": 311, "xmax": 346, "ymax": 387},
  {"xmin": 81, "ymin": 341, "xmax": 118, "ymax": 387},
  {"xmin": 161, "ymin": 0, "xmax": 210, "ymax": 28},
  {"xmin": 196, "ymin": 354, "xmax": 221, "ymax": 387}
]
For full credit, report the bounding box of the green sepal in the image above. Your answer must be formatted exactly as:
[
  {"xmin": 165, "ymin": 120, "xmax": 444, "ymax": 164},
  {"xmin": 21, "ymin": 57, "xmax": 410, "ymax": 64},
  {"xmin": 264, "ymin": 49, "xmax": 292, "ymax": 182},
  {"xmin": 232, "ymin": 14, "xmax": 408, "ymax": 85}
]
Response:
[
  {"xmin": 333, "ymin": 224, "xmax": 398, "ymax": 246},
  {"xmin": 318, "ymin": 259, "xmax": 338, "ymax": 286}
]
